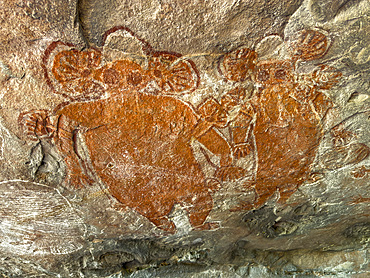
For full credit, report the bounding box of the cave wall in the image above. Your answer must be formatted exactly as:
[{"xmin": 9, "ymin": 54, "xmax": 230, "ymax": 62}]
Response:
[{"xmin": 0, "ymin": 0, "xmax": 369, "ymax": 277}]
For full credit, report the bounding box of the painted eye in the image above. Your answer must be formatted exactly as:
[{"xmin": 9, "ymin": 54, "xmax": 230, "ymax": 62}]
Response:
[
  {"xmin": 127, "ymin": 71, "xmax": 143, "ymax": 86},
  {"xmin": 103, "ymin": 68, "xmax": 120, "ymax": 85},
  {"xmin": 274, "ymin": 69, "xmax": 286, "ymax": 79},
  {"xmin": 153, "ymin": 69, "xmax": 163, "ymax": 78},
  {"xmin": 257, "ymin": 69, "xmax": 269, "ymax": 82}
]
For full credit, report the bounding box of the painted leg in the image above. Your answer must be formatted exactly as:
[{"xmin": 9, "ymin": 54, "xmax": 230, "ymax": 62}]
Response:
[
  {"xmin": 183, "ymin": 191, "xmax": 219, "ymax": 231},
  {"xmin": 148, "ymin": 216, "xmax": 176, "ymax": 233},
  {"xmin": 277, "ymin": 183, "xmax": 298, "ymax": 205},
  {"xmin": 229, "ymin": 180, "xmax": 274, "ymax": 211},
  {"xmin": 250, "ymin": 180, "xmax": 276, "ymax": 209},
  {"xmin": 135, "ymin": 201, "xmax": 177, "ymax": 233}
]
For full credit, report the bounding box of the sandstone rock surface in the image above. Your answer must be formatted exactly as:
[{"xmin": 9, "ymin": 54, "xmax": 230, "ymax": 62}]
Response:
[{"xmin": 0, "ymin": 0, "xmax": 369, "ymax": 277}]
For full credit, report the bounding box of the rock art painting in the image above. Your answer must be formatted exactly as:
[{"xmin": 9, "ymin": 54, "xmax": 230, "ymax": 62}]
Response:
[
  {"xmin": 20, "ymin": 27, "xmax": 245, "ymax": 233},
  {"xmin": 19, "ymin": 27, "xmax": 370, "ymax": 233},
  {"xmin": 216, "ymin": 29, "xmax": 370, "ymax": 210}
]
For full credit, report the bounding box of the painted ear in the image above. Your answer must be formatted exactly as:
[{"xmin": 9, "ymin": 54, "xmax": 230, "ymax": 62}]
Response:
[
  {"xmin": 254, "ymin": 35, "xmax": 283, "ymax": 59},
  {"xmin": 311, "ymin": 65, "xmax": 342, "ymax": 90},
  {"xmin": 147, "ymin": 52, "xmax": 200, "ymax": 95},
  {"xmin": 43, "ymin": 41, "xmax": 75, "ymax": 99},
  {"xmin": 43, "ymin": 41, "xmax": 105, "ymax": 101},
  {"xmin": 218, "ymin": 48, "xmax": 257, "ymax": 82},
  {"xmin": 289, "ymin": 30, "xmax": 329, "ymax": 61}
]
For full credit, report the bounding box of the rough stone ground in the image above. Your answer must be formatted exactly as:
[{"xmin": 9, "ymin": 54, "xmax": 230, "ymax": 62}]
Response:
[{"xmin": 0, "ymin": 0, "xmax": 369, "ymax": 277}]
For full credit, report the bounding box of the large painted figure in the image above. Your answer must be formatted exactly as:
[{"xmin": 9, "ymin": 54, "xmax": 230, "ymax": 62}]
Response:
[{"xmin": 20, "ymin": 27, "xmax": 243, "ymax": 232}]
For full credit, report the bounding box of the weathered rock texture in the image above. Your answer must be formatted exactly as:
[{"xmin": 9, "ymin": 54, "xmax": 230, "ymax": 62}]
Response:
[{"xmin": 0, "ymin": 0, "xmax": 369, "ymax": 277}]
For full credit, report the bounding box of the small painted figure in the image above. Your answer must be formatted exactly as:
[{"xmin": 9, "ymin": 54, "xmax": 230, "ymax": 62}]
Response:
[{"xmin": 214, "ymin": 29, "xmax": 369, "ymax": 210}]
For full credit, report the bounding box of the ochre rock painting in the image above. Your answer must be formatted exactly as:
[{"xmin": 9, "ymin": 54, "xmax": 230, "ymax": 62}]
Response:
[
  {"xmin": 20, "ymin": 27, "xmax": 245, "ymax": 233},
  {"xmin": 351, "ymin": 165, "xmax": 370, "ymax": 179},
  {"xmin": 216, "ymin": 29, "xmax": 369, "ymax": 210},
  {"xmin": 19, "ymin": 28, "xmax": 369, "ymax": 233}
]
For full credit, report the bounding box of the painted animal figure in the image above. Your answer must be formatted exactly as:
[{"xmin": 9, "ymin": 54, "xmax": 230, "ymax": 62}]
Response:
[
  {"xmin": 216, "ymin": 30, "xmax": 369, "ymax": 210},
  {"xmin": 20, "ymin": 27, "xmax": 244, "ymax": 232}
]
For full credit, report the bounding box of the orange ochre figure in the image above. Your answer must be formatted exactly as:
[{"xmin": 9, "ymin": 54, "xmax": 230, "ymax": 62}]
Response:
[
  {"xmin": 217, "ymin": 30, "xmax": 368, "ymax": 210},
  {"xmin": 20, "ymin": 28, "xmax": 369, "ymax": 232},
  {"xmin": 20, "ymin": 27, "xmax": 244, "ymax": 232}
]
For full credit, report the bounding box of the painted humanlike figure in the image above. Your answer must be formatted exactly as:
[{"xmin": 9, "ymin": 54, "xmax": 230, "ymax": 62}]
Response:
[
  {"xmin": 20, "ymin": 27, "xmax": 244, "ymax": 232},
  {"xmin": 215, "ymin": 30, "xmax": 369, "ymax": 210}
]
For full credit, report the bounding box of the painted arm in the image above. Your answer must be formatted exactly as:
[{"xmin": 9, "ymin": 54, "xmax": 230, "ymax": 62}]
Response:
[
  {"xmin": 230, "ymin": 104, "xmax": 255, "ymax": 159},
  {"xmin": 19, "ymin": 109, "xmax": 93, "ymax": 188},
  {"xmin": 53, "ymin": 114, "xmax": 94, "ymax": 188},
  {"xmin": 194, "ymin": 123, "xmax": 232, "ymax": 167},
  {"xmin": 193, "ymin": 120, "xmax": 245, "ymax": 181}
]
